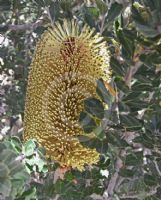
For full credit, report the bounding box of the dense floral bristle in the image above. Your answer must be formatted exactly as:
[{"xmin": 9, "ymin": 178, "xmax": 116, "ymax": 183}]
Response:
[{"xmin": 24, "ymin": 19, "xmax": 110, "ymax": 170}]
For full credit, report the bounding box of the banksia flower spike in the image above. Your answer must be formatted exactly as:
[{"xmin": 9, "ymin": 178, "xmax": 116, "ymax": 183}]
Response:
[{"xmin": 24, "ymin": 20, "xmax": 110, "ymax": 171}]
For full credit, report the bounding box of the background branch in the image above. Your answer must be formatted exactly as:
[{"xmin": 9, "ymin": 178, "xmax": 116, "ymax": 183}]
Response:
[{"xmin": 0, "ymin": 19, "xmax": 44, "ymax": 32}]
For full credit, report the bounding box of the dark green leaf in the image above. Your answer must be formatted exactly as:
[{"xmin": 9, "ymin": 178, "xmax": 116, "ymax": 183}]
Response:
[
  {"xmin": 132, "ymin": 5, "xmax": 147, "ymax": 25},
  {"xmin": 95, "ymin": 0, "xmax": 108, "ymax": 14},
  {"xmin": 19, "ymin": 187, "xmax": 37, "ymax": 200},
  {"xmin": 125, "ymin": 152, "xmax": 143, "ymax": 166},
  {"xmin": 135, "ymin": 23, "xmax": 159, "ymax": 38},
  {"xmin": 108, "ymin": 131, "xmax": 129, "ymax": 147},
  {"xmin": 10, "ymin": 136, "xmax": 22, "ymax": 153},
  {"xmin": 119, "ymin": 168, "xmax": 135, "ymax": 177},
  {"xmin": 80, "ymin": 137, "xmax": 108, "ymax": 154},
  {"xmin": 117, "ymin": 30, "xmax": 135, "ymax": 59},
  {"xmin": 156, "ymin": 187, "xmax": 161, "ymax": 198},
  {"xmin": 123, "ymin": 100, "xmax": 149, "ymax": 111},
  {"xmin": 118, "ymin": 102, "xmax": 130, "ymax": 112},
  {"xmin": 0, "ymin": 0, "xmax": 11, "ymax": 10},
  {"xmin": 84, "ymin": 97, "xmax": 104, "ymax": 119},
  {"xmin": 49, "ymin": 1, "xmax": 60, "ymax": 21},
  {"xmin": 144, "ymin": 174, "xmax": 156, "ymax": 186},
  {"xmin": 79, "ymin": 111, "xmax": 97, "ymax": 133},
  {"xmin": 12, "ymin": 171, "xmax": 29, "ymax": 180},
  {"xmin": 131, "ymin": 82, "xmax": 152, "ymax": 92},
  {"xmin": 106, "ymin": 2, "xmax": 123, "ymax": 24},
  {"xmin": 115, "ymin": 80, "xmax": 129, "ymax": 93},
  {"xmin": 99, "ymin": 155, "xmax": 110, "ymax": 169},
  {"xmin": 110, "ymin": 57, "xmax": 124, "ymax": 77},
  {"xmin": 87, "ymin": 7, "xmax": 99, "ymax": 18},
  {"xmin": 93, "ymin": 126, "xmax": 105, "ymax": 139},
  {"xmin": 120, "ymin": 115, "xmax": 142, "ymax": 130},
  {"xmin": 83, "ymin": 6, "xmax": 96, "ymax": 28},
  {"xmin": 96, "ymin": 79, "xmax": 113, "ymax": 105}
]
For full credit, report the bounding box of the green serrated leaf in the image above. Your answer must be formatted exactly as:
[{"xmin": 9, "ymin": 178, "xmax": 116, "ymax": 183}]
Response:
[
  {"xmin": 0, "ymin": 149, "xmax": 17, "ymax": 165},
  {"xmin": 37, "ymin": 159, "xmax": 46, "ymax": 172},
  {"xmin": 0, "ymin": 163, "xmax": 9, "ymax": 178},
  {"xmin": 12, "ymin": 171, "xmax": 29, "ymax": 181},
  {"xmin": 0, "ymin": 179, "xmax": 12, "ymax": 198},
  {"xmin": 19, "ymin": 187, "xmax": 37, "ymax": 200},
  {"xmin": 9, "ymin": 160, "xmax": 25, "ymax": 176},
  {"xmin": 23, "ymin": 140, "xmax": 36, "ymax": 157},
  {"xmin": 0, "ymin": 143, "xmax": 7, "ymax": 153},
  {"xmin": 10, "ymin": 136, "xmax": 22, "ymax": 153}
]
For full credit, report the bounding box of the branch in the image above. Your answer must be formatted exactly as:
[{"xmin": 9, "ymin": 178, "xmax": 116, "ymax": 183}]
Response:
[
  {"xmin": 120, "ymin": 186, "xmax": 158, "ymax": 199},
  {"xmin": 0, "ymin": 19, "xmax": 44, "ymax": 32},
  {"xmin": 106, "ymin": 151, "xmax": 124, "ymax": 199},
  {"xmin": 99, "ymin": 13, "xmax": 107, "ymax": 34},
  {"xmin": 154, "ymin": 160, "xmax": 161, "ymax": 176},
  {"xmin": 45, "ymin": 6, "xmax": 54, "ymax": 27},
  {"xmin": 124, "ymin": 61, "xmax": 142, "ymax": 88}
]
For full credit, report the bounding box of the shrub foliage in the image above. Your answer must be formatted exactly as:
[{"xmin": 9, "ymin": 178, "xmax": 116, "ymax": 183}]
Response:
[{"xmin": 0, "ymin": 0, "xmax": 161, "ymax": 199}]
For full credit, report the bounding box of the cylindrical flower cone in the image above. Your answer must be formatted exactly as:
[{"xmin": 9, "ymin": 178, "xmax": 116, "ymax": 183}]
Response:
[{"xmin": 24, "ymin": 20, "xmax": 110, "ymax": 170}]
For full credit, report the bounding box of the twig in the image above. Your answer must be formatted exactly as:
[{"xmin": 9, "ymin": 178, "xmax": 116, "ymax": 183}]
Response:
[
  {"xmin": 124, "ymin": 61, "xmax": 142, "ymax": 88},
  {"xmin": 100, "ymin": 13, "xmax": 107, "ymax": 34},
  {"xmin": 45, "ymin": 6, "xmax": 54, "ymax": 27},
  {"xmin": 114, "ymin": 176, "xmax": 125, "ymax": 192},
  {"xmin": 120, "ymin": 186, "xmax": 158, "ymax": 199},
  {"xmin": 0, "ymin": 19, "xmax": 44, "ymax": 32},
  {"xmin": 106, "ymin": 152, "xmax": 123, "ymax": 198},
  {"xmin": 154, "ymin": 160, "xmax": 161, "ymax": 176},
  {"xmin": 54, "ymin": 194, "xmax": 60, "ymax": 200}
]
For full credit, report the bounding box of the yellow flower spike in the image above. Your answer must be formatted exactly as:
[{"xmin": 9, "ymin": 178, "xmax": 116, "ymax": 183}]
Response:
[{"xmin": 24, "ymin": 19, "xmax": 110, "ymax": 170}]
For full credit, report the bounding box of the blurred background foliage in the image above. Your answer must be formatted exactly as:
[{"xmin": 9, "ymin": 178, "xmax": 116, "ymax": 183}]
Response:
[{"xmin": 0, "ymin": 0, "xmax": 161, "ymax": 199}]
